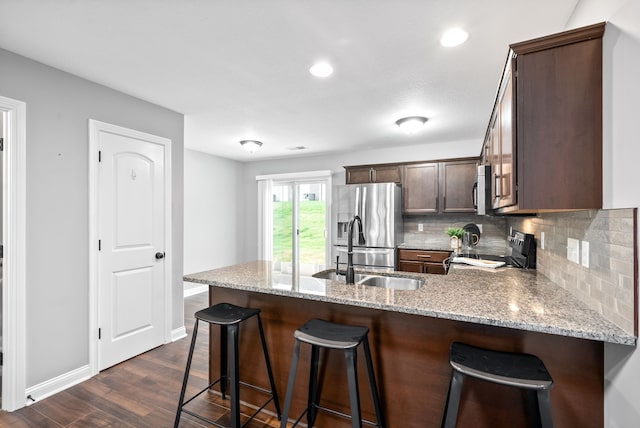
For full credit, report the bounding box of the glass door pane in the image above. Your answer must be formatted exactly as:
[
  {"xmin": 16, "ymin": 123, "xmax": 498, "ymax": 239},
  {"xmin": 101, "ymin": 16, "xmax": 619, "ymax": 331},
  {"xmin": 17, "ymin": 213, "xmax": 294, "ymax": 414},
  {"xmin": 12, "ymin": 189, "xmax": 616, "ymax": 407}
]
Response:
[
  {"xmin": 298, "ymin": 182, "xmax": 327, "ymax": 275},
  {"xmin": 271, "ymin": 183, "xmax": 292, "ymax": 273}
]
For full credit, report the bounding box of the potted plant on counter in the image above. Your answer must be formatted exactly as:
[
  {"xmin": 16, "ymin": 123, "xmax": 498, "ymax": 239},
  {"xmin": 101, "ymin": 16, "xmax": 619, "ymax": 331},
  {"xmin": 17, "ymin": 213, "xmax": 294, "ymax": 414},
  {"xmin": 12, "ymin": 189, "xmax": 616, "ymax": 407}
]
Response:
[{"xmin": 445, "ymin": 227, "xmax": 464, "ymax": 251}]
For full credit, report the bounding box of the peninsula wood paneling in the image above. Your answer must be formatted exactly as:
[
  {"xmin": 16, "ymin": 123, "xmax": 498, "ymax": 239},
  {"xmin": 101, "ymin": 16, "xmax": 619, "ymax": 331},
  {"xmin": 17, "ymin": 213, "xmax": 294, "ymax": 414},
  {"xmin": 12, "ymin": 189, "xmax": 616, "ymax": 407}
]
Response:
[{"xmin": 210, "ymin": 287, "xmax": 604, "ymax": 428}]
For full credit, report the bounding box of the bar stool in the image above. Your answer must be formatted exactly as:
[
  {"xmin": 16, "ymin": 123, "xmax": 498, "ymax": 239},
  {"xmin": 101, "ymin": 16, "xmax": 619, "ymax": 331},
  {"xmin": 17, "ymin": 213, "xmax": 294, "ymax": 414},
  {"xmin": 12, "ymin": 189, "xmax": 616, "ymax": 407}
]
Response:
[
  {"xmin": 174, "ymin": 303, "xmax": 281, "ymax": 428},
  {"xmin": 441, "ymin": 342, "xmax": 554, "ymax": 428},
  {"xmin": 279, "ymin": 318, "xmax": 385, "ymax": 428}
]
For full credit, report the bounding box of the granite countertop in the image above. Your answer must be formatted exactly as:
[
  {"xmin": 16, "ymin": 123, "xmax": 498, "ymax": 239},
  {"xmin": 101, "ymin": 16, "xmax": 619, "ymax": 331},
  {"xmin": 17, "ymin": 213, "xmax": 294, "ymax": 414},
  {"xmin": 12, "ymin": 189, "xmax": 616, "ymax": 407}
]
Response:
[{"xmin": 184, "ymin": 260, "xmax": 636, "ymax": 346}]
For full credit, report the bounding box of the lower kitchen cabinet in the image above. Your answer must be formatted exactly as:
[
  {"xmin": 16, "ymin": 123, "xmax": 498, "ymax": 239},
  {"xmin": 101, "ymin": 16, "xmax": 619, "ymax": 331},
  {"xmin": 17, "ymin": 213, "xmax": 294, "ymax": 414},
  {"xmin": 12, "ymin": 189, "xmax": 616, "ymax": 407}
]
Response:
[{"xmin": 397, "ymin": 249, "xmax": 452, "ymax": 275}]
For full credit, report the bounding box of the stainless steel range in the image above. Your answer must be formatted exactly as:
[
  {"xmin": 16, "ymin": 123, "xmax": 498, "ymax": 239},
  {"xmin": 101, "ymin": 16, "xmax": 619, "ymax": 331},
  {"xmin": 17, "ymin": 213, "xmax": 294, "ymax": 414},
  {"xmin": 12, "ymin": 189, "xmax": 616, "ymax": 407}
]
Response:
[{"xmin": 470, "ymin": 230, "xmax": 536, "ymax": 268}]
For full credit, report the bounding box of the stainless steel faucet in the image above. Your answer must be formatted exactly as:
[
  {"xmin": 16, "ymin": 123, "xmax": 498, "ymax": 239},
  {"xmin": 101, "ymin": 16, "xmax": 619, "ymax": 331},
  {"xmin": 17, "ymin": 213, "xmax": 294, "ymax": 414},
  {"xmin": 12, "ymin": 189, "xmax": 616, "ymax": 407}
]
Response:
[{"xmin": 346, "ymin": 215, "xmax": 365, "ymax": 284}]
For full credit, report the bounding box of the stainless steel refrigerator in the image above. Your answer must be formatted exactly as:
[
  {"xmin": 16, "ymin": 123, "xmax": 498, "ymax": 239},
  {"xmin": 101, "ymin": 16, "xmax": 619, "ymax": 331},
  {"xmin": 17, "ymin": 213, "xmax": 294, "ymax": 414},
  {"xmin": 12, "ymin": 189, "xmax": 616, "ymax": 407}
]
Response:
[{"xmin": 332, "ymin": 183, "xmax": 403, "ymax": 271}]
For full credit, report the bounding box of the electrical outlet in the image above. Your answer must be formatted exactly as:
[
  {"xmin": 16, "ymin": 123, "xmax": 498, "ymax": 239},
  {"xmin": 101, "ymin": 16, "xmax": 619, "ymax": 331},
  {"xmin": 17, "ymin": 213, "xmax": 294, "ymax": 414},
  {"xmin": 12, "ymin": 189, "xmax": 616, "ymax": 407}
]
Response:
[
  {"xmin": 581, "ymin": 241, "xmax": 590, "ymax": 268},
  {"xmin": 567, "ymin": 238, "xmax": 580, "ymax": 264},
  {"xmin": 541, "ymin": 232, "xmax": 545, "ymax": 250},
  {"xmin": 418, "ymin": 223, "xmax": 423, "ymax": 232}
]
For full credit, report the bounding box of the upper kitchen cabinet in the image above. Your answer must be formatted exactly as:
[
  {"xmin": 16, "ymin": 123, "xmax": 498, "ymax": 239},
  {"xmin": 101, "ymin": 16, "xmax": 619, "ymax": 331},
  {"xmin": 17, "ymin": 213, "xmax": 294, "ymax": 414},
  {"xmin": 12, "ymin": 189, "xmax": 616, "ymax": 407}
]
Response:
[
  {"xmin": 483, "ymin": 22, "xmax": 605, "ymax": 214},
  {"xmin": 441, "ymin": 160, "xmax": 477, "ymax": 213},
  {"xmin": 485, "ymin": 55, "xmax": 516, "ymax": 210},
  {"xmin": 403, "ymin": 162, "xmax": 439, "ymax": 214},
  {"xmin": 345, "ymin": 164, "xmax": 401, "ymax": 184},
  {"xmin": 403, "ymin": 158, "xmax": 477, "ymax": 215}
]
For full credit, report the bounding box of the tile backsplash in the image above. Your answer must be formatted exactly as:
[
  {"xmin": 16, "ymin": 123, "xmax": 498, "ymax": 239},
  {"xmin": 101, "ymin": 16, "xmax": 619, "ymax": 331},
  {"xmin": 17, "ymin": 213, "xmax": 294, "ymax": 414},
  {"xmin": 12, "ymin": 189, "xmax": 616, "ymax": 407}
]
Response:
[
  {"xmin": 507, "ymin": 209, "xmax": 637, "ymax": 335},
  {"xmin": 403, "ymin": 214, "xmax": 508, "ymax": 254}
]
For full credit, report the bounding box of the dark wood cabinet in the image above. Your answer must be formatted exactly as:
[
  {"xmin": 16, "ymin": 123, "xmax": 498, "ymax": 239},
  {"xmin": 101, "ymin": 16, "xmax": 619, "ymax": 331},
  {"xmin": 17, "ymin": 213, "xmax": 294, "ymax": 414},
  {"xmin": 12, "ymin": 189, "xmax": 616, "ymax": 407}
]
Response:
[
  {"xmin": 487, "ymin": 57, "xmax": 516, "ymax": 210},
  {"xmin": 441, "ymin": 160, "xmax": 477, "ymax": 213},
  {"xmin": 483, "ymin": 22, "xmax": 604, "ymax": 213},
  {"xmin": 402, "ymin": 163, "xmax": 438, "ymax": 214},
  {"xmin": 397, "ymin": 249, "xmax": 451, "ymax": 275},
  {"xmin": 345, "ymin": 164, "xmax": 401, "ymax": 184},
  {"xmin": 403, "ymin": 159, "xmax": 477, "ymax": 214}
]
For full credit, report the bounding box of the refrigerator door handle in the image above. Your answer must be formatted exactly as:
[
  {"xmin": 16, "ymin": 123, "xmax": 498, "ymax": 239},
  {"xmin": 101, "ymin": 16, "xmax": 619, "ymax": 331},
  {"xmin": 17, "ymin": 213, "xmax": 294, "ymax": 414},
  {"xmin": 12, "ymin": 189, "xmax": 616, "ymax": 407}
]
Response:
[
  {"xmin": 361, "ymin": 185, "xmax": 367, "ymax": 228},
  {"xmin": 355, "ymin": 185, "xmax": 361, "ymax": 217}
]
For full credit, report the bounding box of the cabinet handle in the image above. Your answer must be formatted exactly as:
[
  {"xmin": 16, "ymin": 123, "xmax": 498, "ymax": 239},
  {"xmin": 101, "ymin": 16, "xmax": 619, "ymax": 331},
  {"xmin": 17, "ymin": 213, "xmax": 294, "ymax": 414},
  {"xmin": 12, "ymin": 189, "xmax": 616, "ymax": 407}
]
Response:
[
  {"xmin": 494, "ymin": 173, "xmax": 501, "ymax": 197},
  {"xmin": 417, "ymin": 254, "xmax": 432, "ymax": 258},
  {"xmin": 369, "ymin": 168, "xmax": 374, "ymax": 182}
]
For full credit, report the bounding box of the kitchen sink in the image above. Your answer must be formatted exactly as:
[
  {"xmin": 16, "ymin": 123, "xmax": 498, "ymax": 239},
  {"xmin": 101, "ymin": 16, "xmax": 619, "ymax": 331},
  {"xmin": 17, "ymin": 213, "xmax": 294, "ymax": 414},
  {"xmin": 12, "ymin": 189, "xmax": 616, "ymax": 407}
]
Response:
[
  {"xmin": 312, "ymin": 269, "xmax": 424, "ymax": 290},
  {"xmin": 357, "ymin": 275, "xmax": 423, "ymax": 290},
  {"xmin": 312, "ymin": 270, "xmax": 367, "ymax": 282}
]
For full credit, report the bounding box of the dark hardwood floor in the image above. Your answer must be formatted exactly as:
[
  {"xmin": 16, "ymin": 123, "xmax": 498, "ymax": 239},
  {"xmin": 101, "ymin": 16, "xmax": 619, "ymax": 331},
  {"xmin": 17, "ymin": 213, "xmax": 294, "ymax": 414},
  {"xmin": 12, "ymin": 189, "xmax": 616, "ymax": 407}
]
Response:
[{"xmin": 0, "ymin": 292, "xmax": 281, "ymax": 427}]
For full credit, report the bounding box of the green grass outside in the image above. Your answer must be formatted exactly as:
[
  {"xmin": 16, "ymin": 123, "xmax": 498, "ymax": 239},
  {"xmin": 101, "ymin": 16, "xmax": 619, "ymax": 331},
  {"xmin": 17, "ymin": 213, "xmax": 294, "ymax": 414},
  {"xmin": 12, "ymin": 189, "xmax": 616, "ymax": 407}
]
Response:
[{"xmin": 272, "ymin": 200, "xmax": 326, "ymax": 264}]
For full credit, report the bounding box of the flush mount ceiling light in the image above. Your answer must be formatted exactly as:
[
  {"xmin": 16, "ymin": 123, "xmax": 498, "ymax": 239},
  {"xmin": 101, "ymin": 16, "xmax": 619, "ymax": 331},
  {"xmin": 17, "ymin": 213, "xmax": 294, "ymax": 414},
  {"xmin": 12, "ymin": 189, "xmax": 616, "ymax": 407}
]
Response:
[
  {"xmin": 440, "ymin": 28, "xmax": 469, "ymax": 47},
  {"xmin": 395, "ymin": 116, "xmax": 428, "ymax": 135},
  {"xmin": 309, "ymin": 62, "xmax": 334, "ymax": 77},
  {"xmin": 240, "ymin": 140, "xmax": 263, "ymax": 153}
]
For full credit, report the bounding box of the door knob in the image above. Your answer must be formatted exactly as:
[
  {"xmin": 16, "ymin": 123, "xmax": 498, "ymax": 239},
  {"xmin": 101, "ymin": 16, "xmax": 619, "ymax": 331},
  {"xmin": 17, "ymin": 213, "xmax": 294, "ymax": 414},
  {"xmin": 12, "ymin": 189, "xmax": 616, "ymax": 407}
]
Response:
[{"xmin": 155, "ymin": 252, "xmax": 165, "ymax": 260}]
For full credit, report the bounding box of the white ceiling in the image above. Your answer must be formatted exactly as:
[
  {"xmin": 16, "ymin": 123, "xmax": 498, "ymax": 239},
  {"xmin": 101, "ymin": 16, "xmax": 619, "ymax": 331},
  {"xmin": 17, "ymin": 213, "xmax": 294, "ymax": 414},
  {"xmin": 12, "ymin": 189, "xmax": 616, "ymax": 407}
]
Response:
[{"xmin": 0, "ymin": 0, "xmax": 580, "ymax": 161}]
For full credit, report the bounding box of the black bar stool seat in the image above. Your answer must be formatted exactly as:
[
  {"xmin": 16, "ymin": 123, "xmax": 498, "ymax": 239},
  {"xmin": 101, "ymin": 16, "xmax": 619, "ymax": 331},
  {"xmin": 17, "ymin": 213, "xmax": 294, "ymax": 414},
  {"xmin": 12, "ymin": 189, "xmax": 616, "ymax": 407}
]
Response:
[
  {"xmin": 280, "ymin": 319, "xmax": 385, "ymax": 428},
  {"xmin": 175, "ymin": 303, "xmax": 281, "ymax": 428},
  {"xmin": 442, "ymin": 341, "xmax": 554, "ymax": 428}
]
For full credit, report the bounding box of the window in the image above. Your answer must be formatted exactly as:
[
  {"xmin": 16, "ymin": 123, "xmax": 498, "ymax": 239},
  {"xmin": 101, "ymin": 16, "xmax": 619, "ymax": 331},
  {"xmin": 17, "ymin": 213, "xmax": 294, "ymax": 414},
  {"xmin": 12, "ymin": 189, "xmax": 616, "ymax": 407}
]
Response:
[{"xmin": 257, "ymin": 171, "xmax": 331, "ymax": 276}]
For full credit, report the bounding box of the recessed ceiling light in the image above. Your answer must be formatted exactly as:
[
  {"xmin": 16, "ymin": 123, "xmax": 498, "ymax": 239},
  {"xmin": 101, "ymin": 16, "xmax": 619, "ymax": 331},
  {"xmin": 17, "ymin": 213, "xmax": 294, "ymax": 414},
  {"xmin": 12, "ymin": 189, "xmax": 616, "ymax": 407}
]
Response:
[
  {"xmin": 309, "ymin": 62, "xmax": 334, "ymax": 77},
  {"xmin": 395, "ymin": 116, "xmax": 428, "ymax": 135},
  {"xmin": 440, "ymin": 28, "xmax": 469, "ymax": 47}
]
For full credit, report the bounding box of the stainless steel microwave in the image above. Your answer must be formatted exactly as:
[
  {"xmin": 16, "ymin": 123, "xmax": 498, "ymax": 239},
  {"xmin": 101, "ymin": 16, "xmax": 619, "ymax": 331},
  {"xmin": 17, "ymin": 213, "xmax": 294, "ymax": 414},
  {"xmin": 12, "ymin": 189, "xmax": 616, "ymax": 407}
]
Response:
[{"xmin": 473, "ymin": 165, "xmax": 492, "ymax": 215}]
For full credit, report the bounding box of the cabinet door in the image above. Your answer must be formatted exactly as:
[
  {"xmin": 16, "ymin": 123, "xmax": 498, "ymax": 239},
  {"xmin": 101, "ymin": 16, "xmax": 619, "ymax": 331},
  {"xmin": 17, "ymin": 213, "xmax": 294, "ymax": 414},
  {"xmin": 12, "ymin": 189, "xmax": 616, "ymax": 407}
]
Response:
[
  {"xmin": 497, "ymin": 66, "xmax": 516, "ymax": 208},
  {"xmin": 441, "ymin": 160, "xmax": 477, "ymax": 213},
  {"xmin": 488, "ymin": 114, "xmax": 501, "ymax": 209},
  {"xmin": 403, "ymin": 163, "xmax": 438, "ymax": 214},
  {"xmin": 346, "ymin": 167, "xmax": 373, "ymax": 184},
  {"xmin": 372, "ymin": 165, "xmax": 401, "ymax": 183},
  {"xmin": 397, "ymin": 260, "xmax": 424, "ymax": 273}
]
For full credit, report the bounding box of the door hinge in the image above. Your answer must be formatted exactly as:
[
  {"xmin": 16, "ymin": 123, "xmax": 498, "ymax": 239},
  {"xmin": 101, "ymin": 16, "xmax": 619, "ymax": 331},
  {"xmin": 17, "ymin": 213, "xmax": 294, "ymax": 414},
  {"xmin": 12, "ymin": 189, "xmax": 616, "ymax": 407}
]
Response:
[
  {"xmin": 0, "ymin": 137, "xmax": 4, "ymax": 151},
  {"xmin": 98, "ymin": 328, "xmax": 101, "ymax": 340},
  {"xmin": 98, "ymin": 150, "xmax": 102, "ymax": 162},
  {"xmin": 0, "ymin": 351, "xmax": 3, "ymax": 366},
  {"xmin": 98, "ymin": 240, "xmax": 101, "ymax": 251}
]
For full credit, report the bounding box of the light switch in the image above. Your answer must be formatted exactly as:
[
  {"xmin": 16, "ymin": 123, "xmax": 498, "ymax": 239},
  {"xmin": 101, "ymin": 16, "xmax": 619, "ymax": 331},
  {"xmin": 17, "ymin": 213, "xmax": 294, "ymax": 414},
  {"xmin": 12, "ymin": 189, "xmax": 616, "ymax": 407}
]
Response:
[
  {"xmin": 567, "ymin": 238, "xmax": 580, "ymax": 264},
  {"xmin": 418, "ymin": 223, "xmax": 423, "ymax": 232},
  {"xmin": 581, "ymin": 241, "xmax": 590, "ymax": 268}
]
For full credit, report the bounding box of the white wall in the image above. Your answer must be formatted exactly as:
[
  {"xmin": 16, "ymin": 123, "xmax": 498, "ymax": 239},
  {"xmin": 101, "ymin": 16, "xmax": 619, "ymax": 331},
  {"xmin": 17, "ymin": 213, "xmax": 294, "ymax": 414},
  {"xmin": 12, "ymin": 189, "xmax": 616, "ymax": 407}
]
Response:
[
  {"xmin": 567, "ymin": 1, "xmax": 640, "ymax": 426},
  {"xmin": 184, "ymin": 149, "xmax": 243, "ymax": 275},
  {"xmin": 240, "ymin": 139, "xmax": 480, "ymax": 261},
  {"xmin": 0, "ymin": 48, "xmax": 184, "ymax": 388}
]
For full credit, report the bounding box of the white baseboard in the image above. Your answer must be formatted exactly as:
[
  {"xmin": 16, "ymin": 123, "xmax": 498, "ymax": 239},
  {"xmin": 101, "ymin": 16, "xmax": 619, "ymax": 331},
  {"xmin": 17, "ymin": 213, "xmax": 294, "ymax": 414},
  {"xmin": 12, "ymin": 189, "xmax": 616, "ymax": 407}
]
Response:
[
  {"xmin": 24, "ymin": 364, "xmax": 92, "ymax": 406},
  {"xmin": 183, "ymin": 283, "xmax": 207, "ymax": 298},
  {"xmin": 171, "ymin": 326, "xmax": 187, "ymax": 342}
]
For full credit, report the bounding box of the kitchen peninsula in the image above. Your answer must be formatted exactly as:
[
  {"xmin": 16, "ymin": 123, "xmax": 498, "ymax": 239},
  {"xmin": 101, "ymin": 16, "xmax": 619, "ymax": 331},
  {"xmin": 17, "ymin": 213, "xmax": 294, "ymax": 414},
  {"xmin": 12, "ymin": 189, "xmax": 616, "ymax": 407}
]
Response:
[{"xmin": 184, "ymin": 261, "xmax": 634, "ymax": 427}]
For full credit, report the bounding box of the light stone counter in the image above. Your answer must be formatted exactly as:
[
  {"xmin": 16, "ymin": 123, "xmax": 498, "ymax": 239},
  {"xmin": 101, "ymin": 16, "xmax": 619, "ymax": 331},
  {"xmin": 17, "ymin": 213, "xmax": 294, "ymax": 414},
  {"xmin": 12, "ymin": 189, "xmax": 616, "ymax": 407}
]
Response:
[{"xmin": 184, "ymin": 260, "xmax": 635, "ymax": 345}]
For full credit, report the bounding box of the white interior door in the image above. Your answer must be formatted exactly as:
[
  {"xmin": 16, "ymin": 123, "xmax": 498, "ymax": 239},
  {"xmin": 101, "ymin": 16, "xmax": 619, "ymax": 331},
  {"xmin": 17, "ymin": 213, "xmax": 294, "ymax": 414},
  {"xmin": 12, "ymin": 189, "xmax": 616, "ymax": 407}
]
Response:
[{"xmin": 97, "ymin": 128, "xmax": 166, "ymax": 370}]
